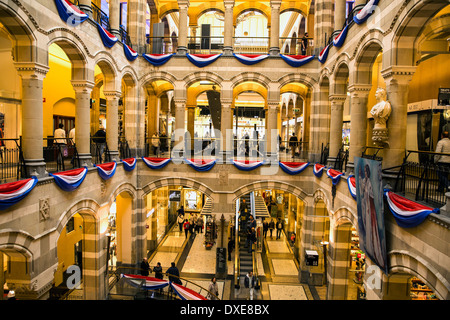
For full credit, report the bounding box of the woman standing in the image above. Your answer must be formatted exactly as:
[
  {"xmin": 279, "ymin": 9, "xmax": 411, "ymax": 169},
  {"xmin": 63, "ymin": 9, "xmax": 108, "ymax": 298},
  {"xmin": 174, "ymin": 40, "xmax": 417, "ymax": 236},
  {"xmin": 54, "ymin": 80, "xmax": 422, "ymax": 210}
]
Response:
[{"xmin": 207, "ymin": 277, "xmax": 219, "ymax": 300}]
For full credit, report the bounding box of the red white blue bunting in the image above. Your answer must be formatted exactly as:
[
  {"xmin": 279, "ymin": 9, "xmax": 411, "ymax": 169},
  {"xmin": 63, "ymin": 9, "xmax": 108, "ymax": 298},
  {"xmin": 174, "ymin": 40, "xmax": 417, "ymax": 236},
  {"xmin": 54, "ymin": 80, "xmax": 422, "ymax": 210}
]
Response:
[
  {"xmin": 313, "ymin": 163, "xmax": 326, "ymax": 177},
  {"xmin": 123, "ymin": 44, "xmax": 138, "ymax": 61},
  {"xmin": 50, "ymin": 167, "xmax": 88, "ymax": 191},
  {"xmin": 233, "ymin": 160, "xmax": 264, "ymax": 171},
  {"xmin": 95, "ymin": 162, "xmax": 117, "ymax": 180},
  {"xmin": 142, "ymin": 53, "xmax": 174, "ymax": 66},
  {"xmin": 186, "ymin": 53, "xmax": 222, "ymax": 68},
  {"xmin": 0, "ymin": 176, "xmax": 38, "ymax": 210},
  {"xmin": 318, "ymin": 44, "xmax": 331, "ymax": 64},
  {"xmin": 279, "ymin": 162, "xmax": 310, "ymax": 175},
  {"xmin": 96, "ymin": 22, "xmax": 118, "ymax": 48},
  {"xmin": 121, "ymin": 274, "xmax": 169, "ymax": 290},
  {"xmin": 184, "ymin": 158, "xmax": 216, "ymax": 172},
  {"xmin": 347, "ymin": 175, "xmax": 357, "ymax": 199},
  {"xmin": 122, "ymin": 158, "xmax": 137, "ymax": 171},
  {"xmin": 170, "ymin": 282, "xmax": 207, "ymax": 300},
  {"xmin": 333, "ymin": 24, "xmax": 349, "ymax": 48},
  {"xmin": 142, "ymin": 157, "xmax": 171, "ymax": 170},
  {"xmin": 327, "ymin": 168, "xmax": 344, "ymax": 186},
  {"xmin": 354, "ymin": 0, "xmax": 380, "ymax": 25},
  {"xmin": 233, "ymin": 53, "xmax": 269, "ymax": 65},
  {"xmin": 384, "ymin": 190, "xmax": 439, "ymax": 228},
  {"xmin": 280, "ymin": 55, "xmax": 315, "ymax": 67},
  {"xmin": 54, "ymin": 0, "xmax": 88, "ymax": 27}
]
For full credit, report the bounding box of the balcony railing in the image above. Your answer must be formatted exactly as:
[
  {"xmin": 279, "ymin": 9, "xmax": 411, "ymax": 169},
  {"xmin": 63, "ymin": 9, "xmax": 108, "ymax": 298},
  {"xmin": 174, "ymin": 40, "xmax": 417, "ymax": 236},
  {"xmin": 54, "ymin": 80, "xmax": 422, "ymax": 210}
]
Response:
[
  {"xmin": 233, "ymin": 36, "xmax": 269, "ymax": 54},
  {"xmin": 0, "ymin": 138, "xmax": 26, "ymax": 184},
  {"xmin": 90, "ymin": 137, "xmax": 111, "ymax": 164},
  {"xmin": 43, "ymin": 138, "xmax": 80, "ymax": 173},
  {"xmin": 91, "ymin": 2, "xmax": 110, "ymax": 30}
]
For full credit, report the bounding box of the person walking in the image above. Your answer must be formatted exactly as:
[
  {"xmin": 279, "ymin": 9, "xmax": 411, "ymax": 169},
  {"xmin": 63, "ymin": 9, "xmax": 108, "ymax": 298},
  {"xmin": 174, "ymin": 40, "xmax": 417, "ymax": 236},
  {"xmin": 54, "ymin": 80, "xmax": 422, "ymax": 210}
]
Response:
[
  {"xmin": 196, "ymin": 215, "xmax": 204, "ymax": 233},
  {"xmin": 207, "ymin": 277, "xmax": 219, "ymax": 300},
  {"xmin": 177, "ymin": 212, "xmax": 184, "ymax": 232},
  {"xmin": 166, "ymin": 262, "xmax": 181, "ymax": 285},
  {"xmin": 227, "ymin": 237, "xmax": 235, "ymax": 261},
  {"xmin": 140, "ymin": 258, "xmax": 150, "ymax": 276},
  {"xmin": 435, "ymin": 131, "xmax": 450, "ymax": 192},
  {"xmin": 268, "ymin": 219, "xmax": 275, "ymax": 239},
  {"xmin": 246, "ymin": 227, "xmax": 256, "ymax": 253},
  {"xmin": 301, "ymin": 32, "xmax": 309, "ymax": 55},
  {"xmin": 276, "ymin": 218, "xmax": 283, "ymax": 240},
  {"xmin": 289, "ymin": 132, "xmax": 298, "ymax": 158},
  {"xmin": 262, "ymin": 219, "xmax": 269, "ymax": 238},
  {"xmin": 152, "ymin": 132, "xmax": 160, "ymax": 156},
  {"xmin": 244, "ymin": 271, "xmax": 257, "ymax": 300},
  {"xmin": 183, "ymin": 219, "xmax": 190, "ymax": 238}
]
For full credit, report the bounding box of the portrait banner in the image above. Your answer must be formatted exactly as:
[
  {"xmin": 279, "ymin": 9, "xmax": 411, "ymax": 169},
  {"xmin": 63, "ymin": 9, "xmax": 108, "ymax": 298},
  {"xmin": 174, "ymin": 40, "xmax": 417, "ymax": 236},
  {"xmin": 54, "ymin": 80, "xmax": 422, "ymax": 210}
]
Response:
[{"xmin": 355, "ymin": 157, "xmax": 388, "ymax": 274}]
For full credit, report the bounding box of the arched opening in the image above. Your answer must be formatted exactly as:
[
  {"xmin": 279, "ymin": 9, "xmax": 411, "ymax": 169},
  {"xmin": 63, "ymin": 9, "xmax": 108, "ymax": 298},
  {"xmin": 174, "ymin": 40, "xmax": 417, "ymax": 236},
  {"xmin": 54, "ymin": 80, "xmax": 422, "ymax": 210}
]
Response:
[
  {"xmin": 234, "ymin": 9, "xmax": 269, "ymax": 54},
  {"xmin": 279, "ymin": 10, "xmax": 305, "ymax": 55},
  {"xmin": 191, "ymin": 9, "xmax": 224, "ymax": 54},
  {"xmin": 0, "ymin": 247, "xmax": 32, "ymax": 300}
]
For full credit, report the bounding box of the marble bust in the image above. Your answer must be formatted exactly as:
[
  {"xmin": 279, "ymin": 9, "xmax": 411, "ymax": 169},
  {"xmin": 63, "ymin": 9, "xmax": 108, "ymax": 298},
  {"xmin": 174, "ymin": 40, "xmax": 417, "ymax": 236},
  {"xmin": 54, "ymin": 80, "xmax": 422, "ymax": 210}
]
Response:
[{"xmin": 370, "ymin": 88, "xmax": 391, "ymax": 145}]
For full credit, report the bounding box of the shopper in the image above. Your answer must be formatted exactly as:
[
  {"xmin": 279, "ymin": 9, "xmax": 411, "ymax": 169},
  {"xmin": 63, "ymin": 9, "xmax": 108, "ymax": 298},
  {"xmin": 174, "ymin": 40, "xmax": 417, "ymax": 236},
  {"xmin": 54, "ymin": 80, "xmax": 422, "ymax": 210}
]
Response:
[
  {"xmin": 246, "ymin": 227, "xmax": 256, "ymax": 253},
  {"xmin": 140, "ymin": 257, "xmax": 150, "ymax": 276},
  {"xmin": 289, "ymin": 132, "xmax": 298, "ymax": 158},
  {"xmin": 183, "ymin": 219, "xmax": 190, "ymax": 238},
  {"xmin": 301, "ymin": 32, "xmax": 309, "ymax": 55},
  {"xmin": 269, "ymin": 219, "xmax": 275, "ymax": 239},
  {"xmin": 177, "ymin": 212, "xmax": 184, "ymax": 232},
  {"xmin": 227, "ymin": 237, "xmax": 235, "ymax": 261},
  {"xmin": 244, "ymin": 271, "xmax": 256, "ymax": 300},
  {"xmin": 435, "ymin": 131, "xmax": 450, "ymax": 192},
  {"xmin": 166, "ymin": 262, "xmax": 181, "ymax": 285},
  {"xmin": 247, "ymin": 215, "xmax": 256, "ymax": 231},
  {"xmin": 276, "ymin": 218, "xmax": 284, "ymax": 240},
  {"xmin": 196, "ymin": 215, "xmax": 204, "ymax": 233},
  {"xmin": 151, "ymin": 132, "xmax": 160, "ymax": 156},
  {"xmin": 207, "ymin": 277, "xmax": 219, "ymax": 300},
  {"xmin": 262, "ymin": 219, "xmax": 269, "ymax": 238},
  {"xmin": 153, "ymin": 262, "xmax": 163, "ymax": 279}
]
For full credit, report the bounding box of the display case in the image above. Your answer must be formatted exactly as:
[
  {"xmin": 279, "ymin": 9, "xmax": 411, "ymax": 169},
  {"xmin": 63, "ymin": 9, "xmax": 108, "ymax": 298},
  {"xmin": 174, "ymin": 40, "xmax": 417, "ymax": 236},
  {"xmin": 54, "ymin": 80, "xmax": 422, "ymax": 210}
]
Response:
[
  {"xmin": 410, "ymin": 277, "xmax": 439, "ymax": 300},
  {"xmin": 204, "ymin": 215, "xmax": 217, "ymax": 250}
]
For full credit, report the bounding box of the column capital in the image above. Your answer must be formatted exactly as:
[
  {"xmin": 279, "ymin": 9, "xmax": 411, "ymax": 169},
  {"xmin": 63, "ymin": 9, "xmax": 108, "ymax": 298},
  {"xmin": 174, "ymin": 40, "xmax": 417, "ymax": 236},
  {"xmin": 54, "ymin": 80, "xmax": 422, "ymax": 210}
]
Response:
[
  {"xmin": 381, "ymin": 65, "xmax": 416, "ymax": 86},
  {"xmin": 177, "ymin": 0, "xmax": 190, "ymax": 9},
  {"xmin": 270, "ymin": 0, "xmax": 282, "ymax": 9},
  {"xmin": 347, "ymin": 83, "xmax": 372, "ymax": 98},
  {"xmin": 223, "ymin": 0, "xmax": 235, "ymax": 8},
  {"xmin": 71, "ymin": 80, "xmax": 95, "ymax": 93},
  {"xmin": 103, "ymin": 91, "xmax": 122, "ymax": 99},
  {"xmin": 328, "ymin": 94, "xmax": 347, "ymax": 102},
  {"xmin": 14, "ymin": 62, "xmax": 49, "ymax": 81},
  {"xmin": 267, "ymin": 101, "xmax": 280, "ymax": 111}
]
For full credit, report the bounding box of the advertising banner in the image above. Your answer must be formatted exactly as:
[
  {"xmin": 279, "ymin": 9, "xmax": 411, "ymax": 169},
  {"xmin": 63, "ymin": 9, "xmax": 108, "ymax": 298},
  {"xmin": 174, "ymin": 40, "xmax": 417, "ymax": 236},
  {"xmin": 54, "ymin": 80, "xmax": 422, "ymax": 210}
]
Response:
[{"xmin": 355, "ymin": 157, "xmax": 388, "ymax": 274}]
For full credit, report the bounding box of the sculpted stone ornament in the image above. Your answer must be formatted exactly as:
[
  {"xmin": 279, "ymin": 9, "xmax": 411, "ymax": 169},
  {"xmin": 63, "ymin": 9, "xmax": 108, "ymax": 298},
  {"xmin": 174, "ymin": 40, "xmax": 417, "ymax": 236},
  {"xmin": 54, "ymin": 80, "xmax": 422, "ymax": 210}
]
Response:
[{"xmin": 370, "ymin": 88, "xmax": 391, "ymax": 145}]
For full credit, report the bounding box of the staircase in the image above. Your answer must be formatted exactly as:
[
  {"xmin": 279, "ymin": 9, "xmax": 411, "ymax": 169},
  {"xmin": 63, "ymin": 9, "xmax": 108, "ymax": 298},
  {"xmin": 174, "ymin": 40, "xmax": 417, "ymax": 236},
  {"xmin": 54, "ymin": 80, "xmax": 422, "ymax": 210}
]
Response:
[
  {"xmin": 201, "ymin": 197, "xmax": 212, "ymax": 215},
  {"xmin": 254, "ymin": 195, "xmax": 270, "ymax": 219}
]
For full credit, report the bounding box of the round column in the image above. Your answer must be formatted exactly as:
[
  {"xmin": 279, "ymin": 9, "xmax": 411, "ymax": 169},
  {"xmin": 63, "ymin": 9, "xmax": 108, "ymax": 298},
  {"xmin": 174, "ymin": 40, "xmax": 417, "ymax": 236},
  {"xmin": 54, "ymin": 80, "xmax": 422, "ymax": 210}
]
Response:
[
  {"xmin": 223, "ymin": 0, "xmax": 235, "ymax": 55},
  {"xmin": 104, "ymin": 91, "xmax": 121, "ymax": 161},
  {"xmin": 269, "ymin": 0, "xmax": 282, "ymax": 55},
  {"xmin": 109, "ymin": 0, "xmax": 121, "ymax": 37},
  {"xmin": 266, "ymin": 102, "xmax": 279, "ymax": 158},
  {"xmin": 328, "ymin": 95, "xmax": 346, "ymax": 168},
  {"xmin": 177, "ymin": 0, "xmax": 190, "ymax": 54},
  {"xmin": 334, "ymin": 0, "xmax": 347, "ymax": 31}
]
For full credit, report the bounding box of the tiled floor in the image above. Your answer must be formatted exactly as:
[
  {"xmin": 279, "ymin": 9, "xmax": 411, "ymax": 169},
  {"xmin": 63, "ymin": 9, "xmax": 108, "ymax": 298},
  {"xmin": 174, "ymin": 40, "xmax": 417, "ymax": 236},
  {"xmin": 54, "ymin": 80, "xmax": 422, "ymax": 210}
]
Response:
[{"xmin": 268, "ymin": 284, "xmax": 308, "ymax": 300}]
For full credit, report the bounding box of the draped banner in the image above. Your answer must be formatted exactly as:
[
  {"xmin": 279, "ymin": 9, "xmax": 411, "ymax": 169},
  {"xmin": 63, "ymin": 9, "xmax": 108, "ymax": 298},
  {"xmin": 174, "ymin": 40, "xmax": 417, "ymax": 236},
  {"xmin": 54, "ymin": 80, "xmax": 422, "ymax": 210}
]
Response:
[
  {"xmin": 50, "ymin": 167, "xmax": 88, "ymax": 191},
  {"xmin": 123, "ymin": 44, "xmax": 139, "ymax": 61},
  {"xmin": 333, "ymin": 24, "xmax": 349, "ymax": 47},
  {"xmin": 232, "ymin": 53, "xmax": 269, "ymax": 65},
  {"xmin": 186, "ymin": 53, "xmax": 222, "ymax": 68},
  {"xmin": 54, "ymin": 0, "xmax": 88, "ymax": 26},
  {"xmin": 96, "ymin": 23, "xmax": 118, "ymax": 48},
  {"xmin": 279, "ymin": 162, "xmax": 310, "ymax": 175},
  {"xmin": 384, "ymin": 190, "xmax": 439, "ymax": 228},
  {"xmin": 327, "ymin": 168, "xmax": 344, "ymax": 185},
  {"xmin": 280, "ymin": 54, "xmax": 315, "ymax": 67},
  {"xmin": 184, "ymin": 158, "xmax": 216, "ymax": 172},
  {"xmin": 232, "ymin": 160, "xmax": 264, "ymax": 171},
  {"xmin": 318, "ymin": 44, "xmax": 331, "ymax": 64},
  {"xmin": 122, "ymin": 158, "xmax": 137, "ymax": 171},
  {"xmin": 121, "ymin": 274, "xmax": 169, "ymax": 290},
  {"xmin": 142, "ymin": 53, "xmax": 174, "ymax": 66},
  {"xmin": 347, "ymin": 175, "xmax": 357, "ymax": 199},
  {"xmin": 95, "ymin": 162, "xmax": 117, "ymax": 180},
  {"xmin": 170, "ymin": 282, "xmax": 207, "ymax": 300},
  {"xmin": 313, "ymin": 163, "xmax": 326, "ymax": 177},
  {"xmin": 355, "ymin": 157, "xmax": 388, "ymax": 274},
  {"xmin": 142, "ymin": 157, "xmax": 171, "ymax": 169},
  {"xmin": 354, "ymin": 0, "xmax": 380, "ymax": 25},
  {"xmin": 0, "ymin": 176, "xmax": 38, "ymax": 210}
]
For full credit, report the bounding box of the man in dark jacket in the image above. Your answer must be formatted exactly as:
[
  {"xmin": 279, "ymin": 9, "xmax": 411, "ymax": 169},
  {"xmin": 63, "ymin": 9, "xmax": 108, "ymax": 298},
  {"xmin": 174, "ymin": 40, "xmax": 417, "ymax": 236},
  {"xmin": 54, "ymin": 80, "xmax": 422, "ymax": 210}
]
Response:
[
  {"xmin": 166, "ymin": 262, "xmax": 181, "ymax": 284},
  {"xmin": 140, "ymin": 258, "xmax": 150, "ymax": 276}
]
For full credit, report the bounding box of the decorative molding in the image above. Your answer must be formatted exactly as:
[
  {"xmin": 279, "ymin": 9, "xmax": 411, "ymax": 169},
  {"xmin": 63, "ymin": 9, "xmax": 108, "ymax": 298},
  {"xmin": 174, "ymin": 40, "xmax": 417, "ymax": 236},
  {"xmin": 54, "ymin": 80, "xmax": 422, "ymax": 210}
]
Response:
[{"xmin": 39, "ymin": 198, "xmax": 50, "ymax": 221}]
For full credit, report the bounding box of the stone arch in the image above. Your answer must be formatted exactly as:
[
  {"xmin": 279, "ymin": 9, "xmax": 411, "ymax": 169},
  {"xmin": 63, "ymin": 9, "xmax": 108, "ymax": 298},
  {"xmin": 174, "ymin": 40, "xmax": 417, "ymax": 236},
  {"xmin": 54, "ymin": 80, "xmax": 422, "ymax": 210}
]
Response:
[
  {"xmin": 230, "ymin": 72, "xmax": 271, "ymax": 90},
  {"xmin": 93, "ymin": 53, "xmax": 119, "ymax": 92},
  {"xmin": 390, "ymin": 0, "xmax": 448, "ymax": 67},
  {"xmin": 142, "ymin": 177, "xmax": 216, "ymax": 201},
  {"xmin": 232, "ymin": 180, "xmax": 308, "ymax": 202},
  {"xmin": 388, "ymin": 250, "xmax": 450, "ymax": 300},
  {"xmin": 277, "ymin": 73, "xmax": 318, "ymax": 91},
  {"xmin": 108, "ymin": 182, "xmax": 138, "ymax": 208},
  {"xmin": 120, "ymin": 66, "xmax": 138, "ymax": 87},
  {"xmin": 0, "ymin": 230, "xmax": 34, "ymax": 260},
  {"xmin": 140, "ymin": 71, "xmax": 177, "ymax": 88},
  {"xmin": 312, "ymin": 188, "xmax": 332, "ymax": 216},
  {"xmin": 183, "ymin": 71, "xmax": 224, "ymax": 90},
  {"xmin": 55, "ymin": 199, "xmax": 100, "ymax": 239},
  {"xmin": 233, "ymin": 3, "xmax": 270, "ymax": 25},
  {"xmin": 354, "ymin": 38, "xmax": 383, "ymax": 85}
]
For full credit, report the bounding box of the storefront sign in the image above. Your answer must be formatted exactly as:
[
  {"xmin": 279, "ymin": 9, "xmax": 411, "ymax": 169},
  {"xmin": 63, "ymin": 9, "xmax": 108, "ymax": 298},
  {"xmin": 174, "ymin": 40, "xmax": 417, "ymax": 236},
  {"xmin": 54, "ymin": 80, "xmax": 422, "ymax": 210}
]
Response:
[
  {"xmin": 305, "ymin": 250, "xmax": 319, "ymax": 266},
  {"xmin": 407, "ymin": 99, "xmax": 438, "ymax": 112}
]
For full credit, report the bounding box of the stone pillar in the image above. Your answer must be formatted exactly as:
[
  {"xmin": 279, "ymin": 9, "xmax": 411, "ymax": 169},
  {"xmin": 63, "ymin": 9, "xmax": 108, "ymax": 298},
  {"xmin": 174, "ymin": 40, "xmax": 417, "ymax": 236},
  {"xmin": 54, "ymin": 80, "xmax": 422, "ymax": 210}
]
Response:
[
  {"xmin": 177, "ymin": 0, "xmax": 190, "ymax": 55},
  {"xmin": 381, "ymin": 66, "xmax": 416, "ymax": 170},
  {"xmin": 302, "ymin": 91, "xmax": 311, "ymax": 156},
  {"xmin": 147, "ymin": 92, "xmax": 158, "ymax": 140},
  {"xmin": 187, "ymin": 105, "xmax": 196, "ymax": 152},
  {"xmin": 223, "ymin": 0, "xmax": 235, "ymax": 55},
  {"xmin": 334, "ymin": 0, "xmax": 347, "ymax": 31},
  {"xmin": 327, "ymin": 94, "xmax": 346, "ymax": 167},
  {"xmin": 72, "ymin": 81, "xmax": 95, "ymax": 167},
  {"xmin": 127, "ymin": 0, "xmax": 147, "ymax": 53},
  {"xmin": 269, "ymin": 0, "xmax": 282, "ymax": 55},
  {"xmin": 15, "ymin": 63, "xmax": 49, "ymax": 178},
  {"xmin": 109, "ymin": 0, "xmax": 121, "ymax": 37},
  {"xmin": 104, "ymin": 91, "xmax": 121, "ymax": 161},
  {"xmin": 314, "ymin": 0, "xmax": 334, "ymax": 54},
  {"xmin": 266, "ymin": 102, "xmax": 279, "ymax": 158},
  {"xmin": 78, "ymin": 0, "xmax": 93, "ymax": 18},
  {"xmin": 309, "ymin": 84, "xmax": 330, "ymax": 163},
  {"xmin": 347, "ymin": 84, "xmax": 371, "ymax": 172},
  {"xmin": 173, "ymin": 100, "xmax": 186, "ymax": 157},
  {"xmin": 220, "ymin": 101, "xmax": 233, "ymax": 161}
]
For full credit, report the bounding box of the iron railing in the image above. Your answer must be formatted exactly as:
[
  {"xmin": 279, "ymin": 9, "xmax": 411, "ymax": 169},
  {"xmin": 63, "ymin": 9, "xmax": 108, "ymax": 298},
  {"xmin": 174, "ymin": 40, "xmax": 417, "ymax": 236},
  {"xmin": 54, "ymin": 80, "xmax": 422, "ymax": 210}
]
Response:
[
  {"xmin": 90, "ymin": 137, "xmax": 111, "ymax": 164},
  {"xmin": 43, "ymin": 138, "xmax": 80, "ymax": 173},
  {"xmin": 0, "ymin": 138, "xmax": 26, "ymax": 184}
]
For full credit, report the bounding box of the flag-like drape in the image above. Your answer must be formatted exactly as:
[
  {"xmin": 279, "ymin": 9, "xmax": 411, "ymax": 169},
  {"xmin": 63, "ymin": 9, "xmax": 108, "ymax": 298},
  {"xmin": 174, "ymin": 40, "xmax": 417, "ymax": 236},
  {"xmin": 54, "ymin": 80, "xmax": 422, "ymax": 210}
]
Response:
[
  {"xmin": 54, "ymin": 0, "xmax": 89, "ymax": 26},
  {"xmin": 122, "ymin": 158, "xmax": 137, "ymax": 171},
  {"xmin": 313, "ymin": 163, "xmax": 326, "ymax": 177},
  {"xmin": 142, "ymin": 53, "xmax": 174, "ymax": 66},
  {"xmin": 327, "ymin": 168, "xmax": 344, "ymax": 185},
  {"xmin": 333, "ymin": 25, "xmax": 349, "ymax": 47},
  {"xmin": 95, "ymin": 162, "xmax": 117, "ymax": 180},
  {"xmin": 185, "ymin": 158, "xmax": 216, "ymax": 172},
  {"xmin": 142, "ymin": 157, "xmax": 171, "ymax": 169},
  {"xmin": 186, "ymin": 53, "xmax": 222, "ymax": 68},
  {"xmin": 50, "ymin": 167, "xmax": 88, "ymax": 191},
  {"xmin": 0, "ymin": 176, "xmax": 38, "ymax": 210},
  {"xmin": 318, "ymin": 44, "xmax": 331, "ymax": 64},
  {"xmin": 121, "ymin": 274, "xmax": 170, "ymax": 290},
  {"xmin": 354, "ymin": 0, "xmax": 380, "ymax": 24},
  {"xmin": 384, "ymin": 190, "xmax": 439, "ymax": 228},
  {"xmin": 232, "ymin": 160, "xmax": 264, "ymax": 171},
  {"xmin": 170, "ymin": 282, "xmax": 207, "ymax": 300},
  {"xmin": 280, "ymin": 55, "xmax": 315, "ymax": 67},
  {"xmin": 123, "ymin": 44, "xmax": 139, "ymax": 61},
  {"xmin": 96, "ymin": 23, "xmax": 118, "ymax": 48},
  {"xmin": 232, "ymin": 53, "xmax": 269, "ymax": 65},
  {"xmin": 347, "ymin": 175, "xmax": 357, "ymax": 199},
  {"xmin": 279, "ymin": 162, "xmax": 310, "ymax": 175}
]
